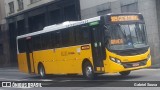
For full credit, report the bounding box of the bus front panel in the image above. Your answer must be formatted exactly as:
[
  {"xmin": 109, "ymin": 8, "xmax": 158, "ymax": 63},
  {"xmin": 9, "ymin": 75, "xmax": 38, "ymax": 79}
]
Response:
[
  {"xmin": 103, "ymin": 14, "xmax": 151, "ymax": 73},
  {"xmin": 103, "ymin": 48, "xmax": 151, "ymax": 73}
]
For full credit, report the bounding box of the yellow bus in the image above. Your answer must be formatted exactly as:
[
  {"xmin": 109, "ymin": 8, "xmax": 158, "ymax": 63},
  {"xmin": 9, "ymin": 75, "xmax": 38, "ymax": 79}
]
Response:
[{"xmin": 17, "ymin": 13, "xmax": 151, "ymax": 79}]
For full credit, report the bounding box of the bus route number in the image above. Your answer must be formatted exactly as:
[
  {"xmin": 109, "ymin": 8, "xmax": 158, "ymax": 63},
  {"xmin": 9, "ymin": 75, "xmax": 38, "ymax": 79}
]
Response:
[
  {"xmin": 111, "ymin": 15, "xmax": 139, "ymax": 22},
  {"xmin": 110, "ymin": 39, "xmax": 123, "ymax": 45}
]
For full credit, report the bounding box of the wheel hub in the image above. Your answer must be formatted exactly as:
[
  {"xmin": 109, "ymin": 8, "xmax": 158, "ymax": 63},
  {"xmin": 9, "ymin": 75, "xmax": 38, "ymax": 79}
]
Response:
[
  {"xmin": 86, "ymin": 66, "xmax": 92, "ymax": 77},
  {"xmin": 40, "ymin": 67, "xmax": 44, "ymax": 77}
]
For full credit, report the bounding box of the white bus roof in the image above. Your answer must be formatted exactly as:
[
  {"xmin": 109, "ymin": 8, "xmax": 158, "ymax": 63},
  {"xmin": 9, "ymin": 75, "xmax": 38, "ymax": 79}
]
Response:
[{"xmin": 17, "ymin": 16, "xmax": 101, "ymax": 39}]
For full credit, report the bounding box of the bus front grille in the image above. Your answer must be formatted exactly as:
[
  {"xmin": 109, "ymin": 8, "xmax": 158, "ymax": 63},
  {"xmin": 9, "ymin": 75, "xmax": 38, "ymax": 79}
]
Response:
[{"xmin": 122, "ymin": 59, "xmax": 147, "ymax": 68}]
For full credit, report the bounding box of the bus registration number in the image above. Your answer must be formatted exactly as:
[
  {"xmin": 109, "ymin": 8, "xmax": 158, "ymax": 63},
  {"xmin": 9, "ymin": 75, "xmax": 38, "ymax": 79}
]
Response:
[{"xmin": 132, "ymin": 63, "xmax": 140, "ymax": 67}]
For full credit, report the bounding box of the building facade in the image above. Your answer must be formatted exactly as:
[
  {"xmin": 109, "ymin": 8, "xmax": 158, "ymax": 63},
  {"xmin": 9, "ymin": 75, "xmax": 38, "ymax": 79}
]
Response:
[
  {"xmin": 1, "ymin": 0, "xmax": 160, "ymax": 67},
  {"xmin": 0, "ymin": 0, "xmax": 10, "ymax": 67}
]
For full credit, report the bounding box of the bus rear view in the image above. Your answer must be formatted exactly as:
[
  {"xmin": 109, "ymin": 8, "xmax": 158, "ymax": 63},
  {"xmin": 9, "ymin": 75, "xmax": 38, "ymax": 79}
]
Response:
[{"xmin": 103, "ymin": 14, "xmax": 151, "ymax": 75}]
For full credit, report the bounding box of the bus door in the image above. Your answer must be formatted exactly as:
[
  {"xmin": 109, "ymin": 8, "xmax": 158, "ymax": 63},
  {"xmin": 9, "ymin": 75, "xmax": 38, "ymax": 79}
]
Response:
[
  {"xmin": 26, "ymin": 37, "xmax": 35, "ymax": 73},
  {"xmin": 91, "ymin": 26, "xmax": 105, "ymax": 72}
]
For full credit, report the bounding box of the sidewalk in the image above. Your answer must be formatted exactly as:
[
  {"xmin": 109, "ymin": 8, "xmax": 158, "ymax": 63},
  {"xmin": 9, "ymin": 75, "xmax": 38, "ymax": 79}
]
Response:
[
  {"xmin": 0, "ymin": 67, "xmax": 19, "ymax": 72},
  {"xmin": 150, "ymin": 64, "xmax": 160, "ymax": 69},
  {"xmin": 0, "ymin": 63, "xmax": 18, "ymax": 68}
]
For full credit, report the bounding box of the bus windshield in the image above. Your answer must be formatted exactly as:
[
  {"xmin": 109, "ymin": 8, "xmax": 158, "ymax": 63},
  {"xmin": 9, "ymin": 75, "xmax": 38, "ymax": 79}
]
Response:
[{"xmin": 105, "ymin": 23, "xmax": 148, "ymax": 50}]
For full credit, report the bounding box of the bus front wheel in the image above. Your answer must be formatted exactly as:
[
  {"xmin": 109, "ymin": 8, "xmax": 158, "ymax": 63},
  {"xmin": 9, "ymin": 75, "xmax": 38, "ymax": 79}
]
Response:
[
  {"xmin": 38, "ymin": 64, "xmax": 46, "ymax": 78},
  {"xmin": 119, "ymin": 71, "xmax": 131, "ymax": 76},
  {"xmin": 82, "ymin": 62, "xmax": 94, "ymax": 80}
]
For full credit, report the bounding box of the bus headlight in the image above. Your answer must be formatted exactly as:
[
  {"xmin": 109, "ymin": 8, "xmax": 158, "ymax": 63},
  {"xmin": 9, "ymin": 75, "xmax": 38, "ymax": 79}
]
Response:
[
  {"xmin": 147, "ymin": 54, "xmax": 151, "ymax": 60},
  {"xmin": 110, "ymin": 56, "xmax": 121, "ymax": 64}
]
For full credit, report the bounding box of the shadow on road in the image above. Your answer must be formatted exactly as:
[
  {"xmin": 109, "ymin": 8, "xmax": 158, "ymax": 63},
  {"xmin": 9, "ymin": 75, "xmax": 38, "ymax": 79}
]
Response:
[
  {"xmin": 23, "ymin": 74, "xmax": 147, "ymax": 87},
  {"xmin": 26, "ymin": 74, "xmax": 145, "ymax": 81}
]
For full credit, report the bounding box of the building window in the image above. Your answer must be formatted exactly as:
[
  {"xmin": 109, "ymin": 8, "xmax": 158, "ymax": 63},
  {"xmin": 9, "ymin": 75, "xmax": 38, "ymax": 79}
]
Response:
[
  {"xmin": 8, "ymin": 2, "xmax": 15, "ymax": 14},
  {"xmin": 17, "ymin": 0, "xmax": 24, "ymax": 11},
  {"xmin": 0, "ymin": 25, "xmax": 1, "ymax": 39},
  {"xmin": 30, "ymin": 0, "xmax": 41, "ymax": 4},
  {"xmin": 121, "ymin": 3, "xmax": 138, "ymax": 13},
  {"xmin": 97, "ymin": 9, "xmax": 111, "ymax": 16},
  {"xmin": 0, "ymin": 44, "xmax": 3, "ymax": 55}
]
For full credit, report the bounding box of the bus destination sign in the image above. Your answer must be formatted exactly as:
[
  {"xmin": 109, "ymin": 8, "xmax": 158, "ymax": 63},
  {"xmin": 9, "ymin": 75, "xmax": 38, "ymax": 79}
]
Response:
[{"xmin": 111, "ymin": 15, "xmax": 139, "ymax": 22}]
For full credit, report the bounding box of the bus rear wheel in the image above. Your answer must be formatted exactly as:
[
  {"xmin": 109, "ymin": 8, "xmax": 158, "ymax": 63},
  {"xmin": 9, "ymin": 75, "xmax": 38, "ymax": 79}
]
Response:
[
  {"xmin": 38, "ymin": 64, "xmax": 46, "ymax": 78},
  {"xmin": 82, "ymin": 62, "xmax": 94, "ymax": 80},
  {"xmin": 119, "ymin": 71, "xmax": 131, "ymax": 76}
]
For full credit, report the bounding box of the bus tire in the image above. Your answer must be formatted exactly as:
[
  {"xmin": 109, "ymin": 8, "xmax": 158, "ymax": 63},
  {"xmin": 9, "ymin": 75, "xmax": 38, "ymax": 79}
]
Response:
[
  {"xmin": 119, "ymin": 71, "xmax": 131, "ymax": 76},
  {"xmin": 82, "ymin": 62, "xmax": 94, "ymax": 80},
  {"xmin": 38, "ymin": 64, "xmax": 46, "ymax": 78}
]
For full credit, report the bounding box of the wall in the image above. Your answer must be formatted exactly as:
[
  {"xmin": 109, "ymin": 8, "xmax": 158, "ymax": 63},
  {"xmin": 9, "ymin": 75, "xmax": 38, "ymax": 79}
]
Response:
[
  {"xmin": 0, "ymin": 0, "xmax": 6, "ymax": 24},
  {"xmin": 138, "ymin": 0, "xmax": 160, "ymax": 66},
  {"xmin": 155, "ymin": 0, "xmax": 160, "ymax": 67},
  {"xmin": 4, "ymin": 0, "xmax": 56, "ymax": 17},
  {"xmin": 0, "ymin": 0, "xmax": 10, "ymax": 67}
]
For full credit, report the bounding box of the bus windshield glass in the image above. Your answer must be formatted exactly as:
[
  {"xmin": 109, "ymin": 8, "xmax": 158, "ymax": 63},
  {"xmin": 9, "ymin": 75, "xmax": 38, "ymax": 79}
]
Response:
[{"xmin": 105, "ymin": 23, "xmax": 148, "ymax": 50}]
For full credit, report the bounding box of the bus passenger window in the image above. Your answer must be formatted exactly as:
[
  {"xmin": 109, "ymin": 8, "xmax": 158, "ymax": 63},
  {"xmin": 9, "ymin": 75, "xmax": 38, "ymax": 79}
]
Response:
[
  {"xmin": 81, "ymin": 25, "xmax": 91, "ymax": 44},
  {"xmin": 18, "ymin": 39, "xmax": 26, "ymax": 53},
  {"xmin": 75, "ymin": 25, "xmax": 91, "ymax": 45},
  {"xmin": 55, "ymin": 31, "xmax": 61, "ymax": 48},
  {"xmin": 61, "ymin": 29, "xmax": 70, "ymax": 47},
  {"xmin": 69, "ymin": 28, "xmax": 76, "ymax": 46},
  {"xmin": 33, "ymin": 35, "xmax": 42, "ymax": 51},
  {"xmin": 51, "ymin": 32, "xmax": 56, "ymax": 48}
]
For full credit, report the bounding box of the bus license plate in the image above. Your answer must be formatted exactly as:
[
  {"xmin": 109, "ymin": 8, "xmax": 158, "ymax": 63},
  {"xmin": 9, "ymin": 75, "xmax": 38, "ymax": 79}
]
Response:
[{"xmin": 132, "ymin": 63, "xmax": 140, "ymax": 67}]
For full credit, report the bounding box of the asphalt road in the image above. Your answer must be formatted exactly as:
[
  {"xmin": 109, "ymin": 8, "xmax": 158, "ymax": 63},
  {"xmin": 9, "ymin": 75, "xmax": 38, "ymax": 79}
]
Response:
[{"xmin": 0, "ymin": 67, "xmax": 160, "ymax": 90}]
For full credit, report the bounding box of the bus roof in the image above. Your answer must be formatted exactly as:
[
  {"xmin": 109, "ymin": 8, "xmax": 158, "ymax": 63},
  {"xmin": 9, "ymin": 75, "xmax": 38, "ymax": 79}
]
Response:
[{"xmin": 17, "ymin": 16, "xmax": 101, "ymax": 39}]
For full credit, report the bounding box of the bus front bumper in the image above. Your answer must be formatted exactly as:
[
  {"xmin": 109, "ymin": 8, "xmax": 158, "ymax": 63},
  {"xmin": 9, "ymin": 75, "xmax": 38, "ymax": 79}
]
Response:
[{"xmin": 104, "ymin": 57, "xmax": 151, "ymax": 73}]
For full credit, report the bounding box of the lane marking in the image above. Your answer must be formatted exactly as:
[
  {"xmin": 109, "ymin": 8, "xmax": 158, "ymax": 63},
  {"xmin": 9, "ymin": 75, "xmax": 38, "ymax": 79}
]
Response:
[
  {"xmin": 0, "ymin": 78, "xmax": 53, "ymax": 82},
  {"xmin": 58, "ymin": 80, "xmax": 118, "ymax": 82},
  {"xmin": 20, "ymin": 79, "xmax": 54, "ymax": 81}
]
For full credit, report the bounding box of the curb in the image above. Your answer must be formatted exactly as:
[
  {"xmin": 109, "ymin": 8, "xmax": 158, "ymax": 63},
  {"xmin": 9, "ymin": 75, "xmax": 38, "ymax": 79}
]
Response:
[
  {"xmin": 149, "ymin": 64, "xmax": 160, "ymax": 69},
  {"xmin": 0, "ymin": 67, "xmax": 18, "ymax": 69}
]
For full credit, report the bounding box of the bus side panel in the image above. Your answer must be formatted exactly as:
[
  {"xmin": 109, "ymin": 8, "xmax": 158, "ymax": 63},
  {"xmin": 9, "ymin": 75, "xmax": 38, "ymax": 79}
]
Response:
[
  {"xmin": 33, "ymin": 44, "xmax": 94, "ymax": 75},
  {"xmin": 54, "ymin": 47, "xmax": 74, "ymax": 74},
  {"xmin": 18, "ymin": 53, "xmax": 29, "ymax": 73},
  {"xmin": 29, "ymin": 53, "xmax": 34, "ymax": 73},
  {"xmin": 56, "ymin": 44, "xmax": 94, "ymax": 74},
  {"xmin": 33, "ymin": 48, "xmax": 74, "ymax": 74},
  {"xmin": 53, "ymin": 44, "xmax": 93, "ymax": 74},
  {"xmin": 73, "ymin": 44, "xmax": 94, "ymax": 74},
  {"xmin": 43, "ymin": 49, "xmax": 59, "ymax": 74},
  {"xmin": 33, "ymin": 49, "xmax": 59, "ymax": 74},
  {"xmin": 53, "ymin": 48, "xmax": 63, "ymax": 74}
]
